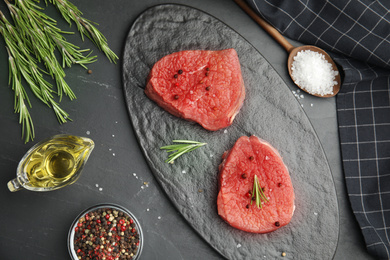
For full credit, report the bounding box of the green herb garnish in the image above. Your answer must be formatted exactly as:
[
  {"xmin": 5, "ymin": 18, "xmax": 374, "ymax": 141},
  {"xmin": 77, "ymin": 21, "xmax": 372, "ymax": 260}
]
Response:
[
  {"xmin": 0, "ymin": 0, "xmax": 117, "ymax": 143},
  {"xmin": 251, "ymin": 175, "xmax": 269, "ymax": 208},
  {"xmin": 160, "ymin": 140, "xmax": 207, "ymax": 164},
  {"xmin": 47, "ymin": 0, "xmax": 119, "ymax": 63}
]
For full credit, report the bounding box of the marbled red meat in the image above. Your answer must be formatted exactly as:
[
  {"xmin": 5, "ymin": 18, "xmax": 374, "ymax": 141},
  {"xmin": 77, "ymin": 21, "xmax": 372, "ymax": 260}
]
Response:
[
  {"xmin": 145, "ymin": 49, "xmax": 245, "ymax": 131},
  {"xmin": 217, "ymin": 136, "xmax": 295, "ymax": 233}
]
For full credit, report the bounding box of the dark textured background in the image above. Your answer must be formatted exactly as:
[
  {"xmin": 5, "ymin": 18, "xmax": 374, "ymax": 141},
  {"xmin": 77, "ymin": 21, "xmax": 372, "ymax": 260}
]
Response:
[{"xmin": 0, "ymin": 0, "xmax": 375, "ymax": 259}]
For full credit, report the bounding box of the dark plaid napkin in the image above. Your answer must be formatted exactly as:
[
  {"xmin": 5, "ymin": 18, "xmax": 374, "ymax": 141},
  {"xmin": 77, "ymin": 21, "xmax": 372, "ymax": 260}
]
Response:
[{"xmin": 245, "ymin": 0, "xmax": 390, "ymax": 259}]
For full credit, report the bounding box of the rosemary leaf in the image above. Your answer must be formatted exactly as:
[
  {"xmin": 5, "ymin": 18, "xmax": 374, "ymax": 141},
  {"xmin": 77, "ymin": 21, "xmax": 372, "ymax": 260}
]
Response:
[{"xmin": 171, "ymin": 140, "xmax": 205, "ymax": 144}]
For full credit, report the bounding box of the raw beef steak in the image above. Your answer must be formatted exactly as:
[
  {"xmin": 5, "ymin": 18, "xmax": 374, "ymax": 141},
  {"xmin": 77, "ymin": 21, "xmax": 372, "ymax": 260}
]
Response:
[
  {"xmin": 217, "ymin": 136, "xmax": 295, "ymax": 233},
  {"xmin": 145, "ymin": 49, "xmax": 245, "ymax": 131}
]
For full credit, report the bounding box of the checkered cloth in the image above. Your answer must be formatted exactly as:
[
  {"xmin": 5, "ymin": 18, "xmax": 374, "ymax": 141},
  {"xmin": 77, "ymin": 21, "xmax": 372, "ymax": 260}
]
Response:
[{"xmin": 245, "ymin": 0, "xmax": 390, "ymax": 259}]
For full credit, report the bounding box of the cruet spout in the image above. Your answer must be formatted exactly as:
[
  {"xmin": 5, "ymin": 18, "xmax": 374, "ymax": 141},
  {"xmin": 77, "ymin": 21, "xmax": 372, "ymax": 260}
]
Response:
[{"xmin": 7, "ymin": 178, "xmax": 24, "ymax": 192}]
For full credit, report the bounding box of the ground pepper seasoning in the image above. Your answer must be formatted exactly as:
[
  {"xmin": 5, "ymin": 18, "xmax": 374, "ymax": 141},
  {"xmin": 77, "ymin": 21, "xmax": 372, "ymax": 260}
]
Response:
[{"xmin": 73, "ymin": 207, "xmax": 141, "ymax": 260}]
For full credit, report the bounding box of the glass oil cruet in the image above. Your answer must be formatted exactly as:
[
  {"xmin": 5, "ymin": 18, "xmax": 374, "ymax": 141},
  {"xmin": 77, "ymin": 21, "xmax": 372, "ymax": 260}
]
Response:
[{"xmin": 7, "ymin": 134, "xmax": 94, "ymax": 192}]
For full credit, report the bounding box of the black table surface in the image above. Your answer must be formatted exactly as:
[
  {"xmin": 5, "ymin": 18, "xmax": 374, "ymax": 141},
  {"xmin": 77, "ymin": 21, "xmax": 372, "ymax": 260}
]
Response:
[{"xmin": 0, "ymin": 0, "xmax": 375, "ymax": 259}]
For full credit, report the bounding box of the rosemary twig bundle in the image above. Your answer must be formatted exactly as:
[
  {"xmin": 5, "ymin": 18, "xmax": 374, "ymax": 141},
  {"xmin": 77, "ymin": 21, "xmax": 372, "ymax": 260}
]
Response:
[
  {"xmin": 1, "ymin": 10, "xmax": 71, "ymax": 142},
  {"xmin": 160, "ymin": 140, "xmax": 207, "ymax": 164},
  {"xmin": 4, "ymin": 0, "xmax": 97, "ymax": 100},
  {"xmin": 0, "ymin": 0, "xmax": 117, "ymax": 143}
]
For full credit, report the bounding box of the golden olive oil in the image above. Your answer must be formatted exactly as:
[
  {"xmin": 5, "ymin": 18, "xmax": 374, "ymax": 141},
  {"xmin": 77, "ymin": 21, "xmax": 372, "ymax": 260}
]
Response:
[
  {"xmin": 25, "ymin": 150, "xmax": 76, "ymax": 188},
  {"xmin": 8, "ymin": 135, "xmax": 94, "ymax": 192}
]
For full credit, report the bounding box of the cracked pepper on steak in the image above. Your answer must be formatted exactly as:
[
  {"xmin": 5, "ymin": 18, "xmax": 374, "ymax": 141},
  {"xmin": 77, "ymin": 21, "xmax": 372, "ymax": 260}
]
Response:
[
  {"xmin": 218, "ymin": 136, "xmax": 295, "ymax": 233},
  {"xmin": 145, "ymin": 49, "xmax": 245, "ymax": 131}
]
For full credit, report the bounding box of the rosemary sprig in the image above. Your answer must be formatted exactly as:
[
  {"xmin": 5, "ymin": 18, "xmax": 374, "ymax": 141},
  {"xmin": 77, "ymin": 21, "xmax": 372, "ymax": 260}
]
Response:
[
  {"xmin": 251, "ymin": 175, "xmax": 269, "ymax": 208},
  {"xmin": 47, "ymin": 0, "xmax": 118, "ymax": 63},
  {"xmin": 160, "ymin": 140, "xmax": 207, "ymax": 164},
  {"xmin": 5, "ymin": 45, "xmax": 35, "ymax": 143}
]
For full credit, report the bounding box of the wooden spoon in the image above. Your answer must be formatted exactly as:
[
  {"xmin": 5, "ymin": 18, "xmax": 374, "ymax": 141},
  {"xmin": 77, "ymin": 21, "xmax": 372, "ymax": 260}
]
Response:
[{"xmin": 234, "ymin": 0, "xmax": 341, "ymax": 97}]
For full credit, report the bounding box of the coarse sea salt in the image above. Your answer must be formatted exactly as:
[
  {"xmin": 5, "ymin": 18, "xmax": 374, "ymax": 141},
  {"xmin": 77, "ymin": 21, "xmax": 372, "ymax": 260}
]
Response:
[{"xmin": 291, "ymin": 50, "xmax": 338, "ymax": 96}]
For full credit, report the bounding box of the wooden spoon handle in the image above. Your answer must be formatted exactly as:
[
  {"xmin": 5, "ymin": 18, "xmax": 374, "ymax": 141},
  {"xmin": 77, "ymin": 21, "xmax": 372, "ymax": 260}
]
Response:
[{"xmin": 234, "ymin": 0, "xmax": 295, "ymax": 53}]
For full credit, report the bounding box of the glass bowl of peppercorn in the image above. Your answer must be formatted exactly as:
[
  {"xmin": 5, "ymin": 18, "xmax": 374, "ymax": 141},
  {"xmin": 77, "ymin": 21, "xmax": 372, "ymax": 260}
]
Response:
[{"xmin": 68, "ymin": 203, "xmax": 143, "ymax": 260}]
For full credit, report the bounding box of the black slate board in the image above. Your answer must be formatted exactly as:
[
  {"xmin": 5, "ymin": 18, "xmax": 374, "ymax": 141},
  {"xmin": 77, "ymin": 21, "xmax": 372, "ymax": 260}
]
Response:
[{"xmin": 122, "ymin": 4, "xmax": 339, "ymax": 260}]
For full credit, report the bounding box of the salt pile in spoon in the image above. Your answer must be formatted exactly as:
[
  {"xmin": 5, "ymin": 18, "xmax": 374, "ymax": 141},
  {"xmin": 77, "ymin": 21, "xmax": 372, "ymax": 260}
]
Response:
[{"xmin": 291, "ymin": 50, "xmax": 338, "ymax": 96}]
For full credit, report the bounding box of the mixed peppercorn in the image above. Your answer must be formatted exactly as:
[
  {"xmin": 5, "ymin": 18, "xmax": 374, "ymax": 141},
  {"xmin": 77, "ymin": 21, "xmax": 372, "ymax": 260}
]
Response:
[{"xmin": 73, "ymin": 207, "xmax": 140, "ymax": 260}]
